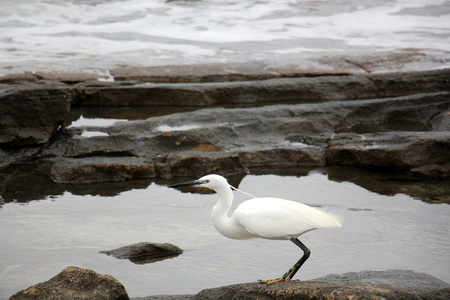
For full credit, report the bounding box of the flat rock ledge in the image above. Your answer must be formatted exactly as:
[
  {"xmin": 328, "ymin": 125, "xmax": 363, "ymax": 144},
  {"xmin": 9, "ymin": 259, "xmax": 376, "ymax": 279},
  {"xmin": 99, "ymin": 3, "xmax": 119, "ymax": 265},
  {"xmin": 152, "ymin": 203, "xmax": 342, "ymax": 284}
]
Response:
[{"xmin": 1, "ymin": 57, "xmax": 449, "ymax": 184}]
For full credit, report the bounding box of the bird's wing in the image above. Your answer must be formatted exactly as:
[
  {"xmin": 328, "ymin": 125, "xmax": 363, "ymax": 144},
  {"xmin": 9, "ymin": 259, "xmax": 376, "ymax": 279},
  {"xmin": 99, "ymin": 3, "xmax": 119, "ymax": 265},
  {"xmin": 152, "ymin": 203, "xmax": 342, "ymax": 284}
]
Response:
[{"xmin": 234, "ymin": 197, "xmax": 340, "ymax": 239}]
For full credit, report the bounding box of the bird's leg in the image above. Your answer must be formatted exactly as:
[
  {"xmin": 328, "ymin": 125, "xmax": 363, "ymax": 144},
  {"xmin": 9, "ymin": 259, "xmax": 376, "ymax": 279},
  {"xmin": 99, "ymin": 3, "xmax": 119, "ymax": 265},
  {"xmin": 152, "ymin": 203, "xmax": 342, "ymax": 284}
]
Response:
[
  {"xmin": 258, "ymin": 238, "xmax": 311, "ymax": 285},
  {"xmin": 286, "ymin": 238, "xmax": 311, "ymax": 280}
]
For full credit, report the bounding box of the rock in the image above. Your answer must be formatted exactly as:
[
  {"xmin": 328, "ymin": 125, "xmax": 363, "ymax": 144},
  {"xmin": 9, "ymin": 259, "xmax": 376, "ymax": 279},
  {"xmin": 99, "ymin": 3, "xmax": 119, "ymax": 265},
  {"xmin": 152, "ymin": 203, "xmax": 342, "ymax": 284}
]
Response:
[
  {"xmin": 0, "ymin": 82, "xmax": 72, "ymax": 146},
  {"xmin": 77, "ymin": 69, "xmax": 450, "ymax": 107},
  {"xmin": 430, "ymin": 110, "xmax": 450, "ymax": 131},
  {"xmin": 9, "ymin": 266, "xmax": 129, "ymax": 300},
  {"xmin": 315, "ymin": 269, "xmax": 450, "ymax": 295},
  {"xmin": 159, "ymin": 153, "xmax": 247, "ymax": 179},
  {"xmin": 51, "ymin": 157, "xmax": 155, "ymax": 183},
  {"xmin": 1, "ymin": 65, "xmax": 449, "ymax": 183},
  {"xmin": 100, "ymin": 242, "xmax": 183, "ymax": 264},
  {"xmin": 13, "ymin": 91, "xmax": 441, "ymax": 183},
  {"xmin": 110, "ymin": 51, "xmax": 444, "ymax": 83},
  {"xmin": 327, "ymin": 131, "xmax": 450, "ymax": 178},
  {"xmin": 193, "ymin": 270, "xmax": 450, "ymax": 300},
  {"xmin": 193, "ymin": 281, "xmax": 421, "ymax": 300},
  {"xmin": 131, "ymin": 295, "xmax": 193, "ymax": 300},
  {"xmin": 34, "ymin": 71, "xmax": 107, "ymax": 84},
  {"xmin": 0, "ymin": 72, "xmax": 40, "ymax": 84}
]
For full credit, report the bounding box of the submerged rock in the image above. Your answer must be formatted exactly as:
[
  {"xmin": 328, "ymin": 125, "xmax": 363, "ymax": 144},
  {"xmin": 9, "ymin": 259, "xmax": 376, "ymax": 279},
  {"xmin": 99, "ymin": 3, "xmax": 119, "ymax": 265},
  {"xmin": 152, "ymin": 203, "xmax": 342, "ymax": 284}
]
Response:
[
  {"xmin": 9, "ymin": 266, "xmax": 129, "ymax": 300},
  {"xmin": 100, "ymin": 242, "xmax": 183, "ymax": 264}
]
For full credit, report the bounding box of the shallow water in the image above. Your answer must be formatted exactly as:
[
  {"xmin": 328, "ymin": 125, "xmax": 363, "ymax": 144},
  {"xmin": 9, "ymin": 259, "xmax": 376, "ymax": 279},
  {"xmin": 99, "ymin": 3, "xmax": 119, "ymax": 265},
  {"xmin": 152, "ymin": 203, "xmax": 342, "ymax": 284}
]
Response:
[
  {"xmin": 1, "ymin": 0, "xmax": 449, "ymax": 75},
  {"xmin": 0, "ymin": 171, "xmax": 449, "ymax": 298}
]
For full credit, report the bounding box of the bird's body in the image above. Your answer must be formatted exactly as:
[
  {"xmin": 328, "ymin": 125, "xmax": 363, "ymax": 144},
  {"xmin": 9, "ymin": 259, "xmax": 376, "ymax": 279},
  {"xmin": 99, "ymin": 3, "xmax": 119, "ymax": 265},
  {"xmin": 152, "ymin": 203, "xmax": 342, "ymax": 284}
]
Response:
[
  {"xmin": 223, "ymin": 197, "xmax": 340, "ymax": 240},
  {"xmin": 170, "ymin": 174, "xmax": 341, "ymax": 284}
]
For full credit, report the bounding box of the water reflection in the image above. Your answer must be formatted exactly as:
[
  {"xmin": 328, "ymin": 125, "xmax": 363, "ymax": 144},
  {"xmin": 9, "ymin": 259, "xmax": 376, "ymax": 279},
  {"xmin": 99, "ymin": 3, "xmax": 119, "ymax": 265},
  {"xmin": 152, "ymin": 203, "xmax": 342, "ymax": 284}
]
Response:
[{"xmin": 1, "ymin": 164, "xmax": 448, "ymax": 205}]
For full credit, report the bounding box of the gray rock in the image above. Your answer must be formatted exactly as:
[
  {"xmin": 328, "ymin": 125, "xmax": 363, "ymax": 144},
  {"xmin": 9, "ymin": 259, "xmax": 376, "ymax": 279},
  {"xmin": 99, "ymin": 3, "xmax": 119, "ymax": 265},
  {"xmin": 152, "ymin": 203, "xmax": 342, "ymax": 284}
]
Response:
[
  {"xmin": 2, "ymin": 90, "xmax": 447, "ymax": 183},
  {"xmin": 315, "ymin": 269, "xmax": 450, "ymax": 294},
  {"xmin": 51, "ymin": 157, "xmax": 156, "ymax": 184},
  {"xmin": 192, "ymin": 270, "xmax": 450, "ymax": 300},
  {"xmin": 1, "ymin": 65, "xmax": 449, "ymax": 183},
  {"xmin": 110, "ymin": 51, "xmax": 444, "ymax": 83},
  {"xmin": 100, "ymin": 242, "xmax": 183, "ymax": 264},
  {"xmin": 0, "ymin": 82, "xmax": 72, "ymax": 146},
  {"xmin": 327, "ymin": 131, "xmax": 450, "ymax": 178},
  {"xmin": 77, "ymin": 69, "xmax": 450, "ymax": 107},
  {"xmin": 9, "ymin": 266, "xmax": 129, "ymax": 300}
]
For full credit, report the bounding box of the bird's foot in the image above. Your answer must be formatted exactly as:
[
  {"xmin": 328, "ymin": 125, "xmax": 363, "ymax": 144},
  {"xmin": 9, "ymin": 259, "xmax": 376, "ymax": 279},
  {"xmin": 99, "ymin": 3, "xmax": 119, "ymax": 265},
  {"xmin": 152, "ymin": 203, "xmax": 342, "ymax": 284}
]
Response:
[{"xmin": 258, "ymin": 277, "xmax": 291, "ymax": 285}]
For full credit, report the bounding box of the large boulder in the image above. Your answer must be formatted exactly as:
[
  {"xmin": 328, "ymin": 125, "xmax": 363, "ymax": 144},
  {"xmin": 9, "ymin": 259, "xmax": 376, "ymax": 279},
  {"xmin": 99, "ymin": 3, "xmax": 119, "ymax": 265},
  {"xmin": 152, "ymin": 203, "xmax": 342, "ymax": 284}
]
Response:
[{"xmin": 9, "ymin": 266, "xmax": 129, "ymax": 300}]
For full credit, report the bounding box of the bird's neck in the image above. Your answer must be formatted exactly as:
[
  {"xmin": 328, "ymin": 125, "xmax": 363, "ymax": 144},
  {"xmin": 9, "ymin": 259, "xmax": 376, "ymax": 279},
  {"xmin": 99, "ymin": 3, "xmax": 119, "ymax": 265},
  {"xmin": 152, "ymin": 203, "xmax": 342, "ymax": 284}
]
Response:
[{"xmin": 211, "ymin": 185, "xmax": 233, "ymax": 218}]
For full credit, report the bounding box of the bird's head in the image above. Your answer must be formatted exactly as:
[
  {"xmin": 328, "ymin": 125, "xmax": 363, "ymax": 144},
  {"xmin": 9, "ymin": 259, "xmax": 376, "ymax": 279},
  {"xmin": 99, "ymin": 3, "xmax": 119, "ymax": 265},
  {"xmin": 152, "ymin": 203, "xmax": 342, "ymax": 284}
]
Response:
[{"xmin": 169, "ymin": 174, "xmax": 229, "ymax": 191}]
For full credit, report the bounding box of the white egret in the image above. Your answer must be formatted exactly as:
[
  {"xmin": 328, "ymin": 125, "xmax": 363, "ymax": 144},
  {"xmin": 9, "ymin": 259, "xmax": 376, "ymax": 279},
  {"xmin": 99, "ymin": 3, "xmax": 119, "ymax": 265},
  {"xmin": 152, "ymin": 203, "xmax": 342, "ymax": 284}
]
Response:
[{"xmin": 170, "ymin": 174, "xmax": 341, "ymax": 284}]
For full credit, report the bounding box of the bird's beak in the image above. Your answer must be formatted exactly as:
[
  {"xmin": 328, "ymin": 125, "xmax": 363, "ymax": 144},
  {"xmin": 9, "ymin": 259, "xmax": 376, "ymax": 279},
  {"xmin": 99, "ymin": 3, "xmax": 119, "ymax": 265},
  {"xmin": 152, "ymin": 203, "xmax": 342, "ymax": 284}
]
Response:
[{"xmin": 169, "ymin": 179, "xmax": 208, "ymax": 188}]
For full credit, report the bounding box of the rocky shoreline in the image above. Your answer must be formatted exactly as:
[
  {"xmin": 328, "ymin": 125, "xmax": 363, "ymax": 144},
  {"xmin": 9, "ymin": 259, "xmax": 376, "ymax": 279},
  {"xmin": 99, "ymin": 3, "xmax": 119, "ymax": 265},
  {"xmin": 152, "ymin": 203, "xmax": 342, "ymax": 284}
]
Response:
[
  {"xmin": 1, "ymin": 52, "xmax": 449, "ymax": 188},
  {"xmin": 9, "ymin": 266, "xmax": 450, "ymax": 300}
]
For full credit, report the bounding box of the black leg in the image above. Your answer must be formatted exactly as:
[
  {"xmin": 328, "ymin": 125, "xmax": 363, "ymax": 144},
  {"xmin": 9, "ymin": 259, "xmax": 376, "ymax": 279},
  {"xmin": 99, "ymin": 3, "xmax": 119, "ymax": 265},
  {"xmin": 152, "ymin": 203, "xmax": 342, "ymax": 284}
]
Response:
[
  {"xmin": 287, "ymin": 238, "xmax": 311, "ymax": 280},
  {"xmin": 258, "ymin": 238, "xmax": 311, "ymax": 284}
]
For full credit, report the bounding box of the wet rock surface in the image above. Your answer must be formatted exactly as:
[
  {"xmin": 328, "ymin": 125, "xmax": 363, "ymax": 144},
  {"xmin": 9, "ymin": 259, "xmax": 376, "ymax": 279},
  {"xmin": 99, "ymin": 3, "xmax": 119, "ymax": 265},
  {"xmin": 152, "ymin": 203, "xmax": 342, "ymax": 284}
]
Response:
[
  {"xmin": 100, "ymin": 242, "xmax": 183, "ymax": 264},
  {"xmin": 0, "ymin": 54, "xmax": 449, "ymax": 184},
  {"xmin": 44, "ymin": 91, "xmax": 450, "ymax": 182},
  {"xmin": 134, "ymin": 269, "xmax": 450, "ymax": 300},
  {"xmin": 9, "ymin": 266, "xmax": 129, "ymax": 300}
]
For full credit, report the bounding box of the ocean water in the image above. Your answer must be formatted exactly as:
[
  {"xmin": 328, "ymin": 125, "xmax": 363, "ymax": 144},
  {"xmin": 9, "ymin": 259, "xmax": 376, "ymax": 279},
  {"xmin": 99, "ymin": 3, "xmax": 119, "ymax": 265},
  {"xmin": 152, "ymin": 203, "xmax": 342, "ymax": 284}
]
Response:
[
  {"xmin": 0, "ymin": 173, "xmax": 449, "ymax": 298},
  {"xmin": 1, "ymin": 0, "xmax": 449, "ymax": 75}
]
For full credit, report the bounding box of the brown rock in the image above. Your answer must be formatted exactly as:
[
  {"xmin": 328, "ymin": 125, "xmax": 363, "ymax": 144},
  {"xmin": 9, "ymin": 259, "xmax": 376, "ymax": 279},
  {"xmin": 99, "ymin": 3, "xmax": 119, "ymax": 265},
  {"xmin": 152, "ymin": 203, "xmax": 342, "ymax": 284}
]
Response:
[{"xmin": 9, "ymin": 266, "xmax": 129, "ymax": 300}]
